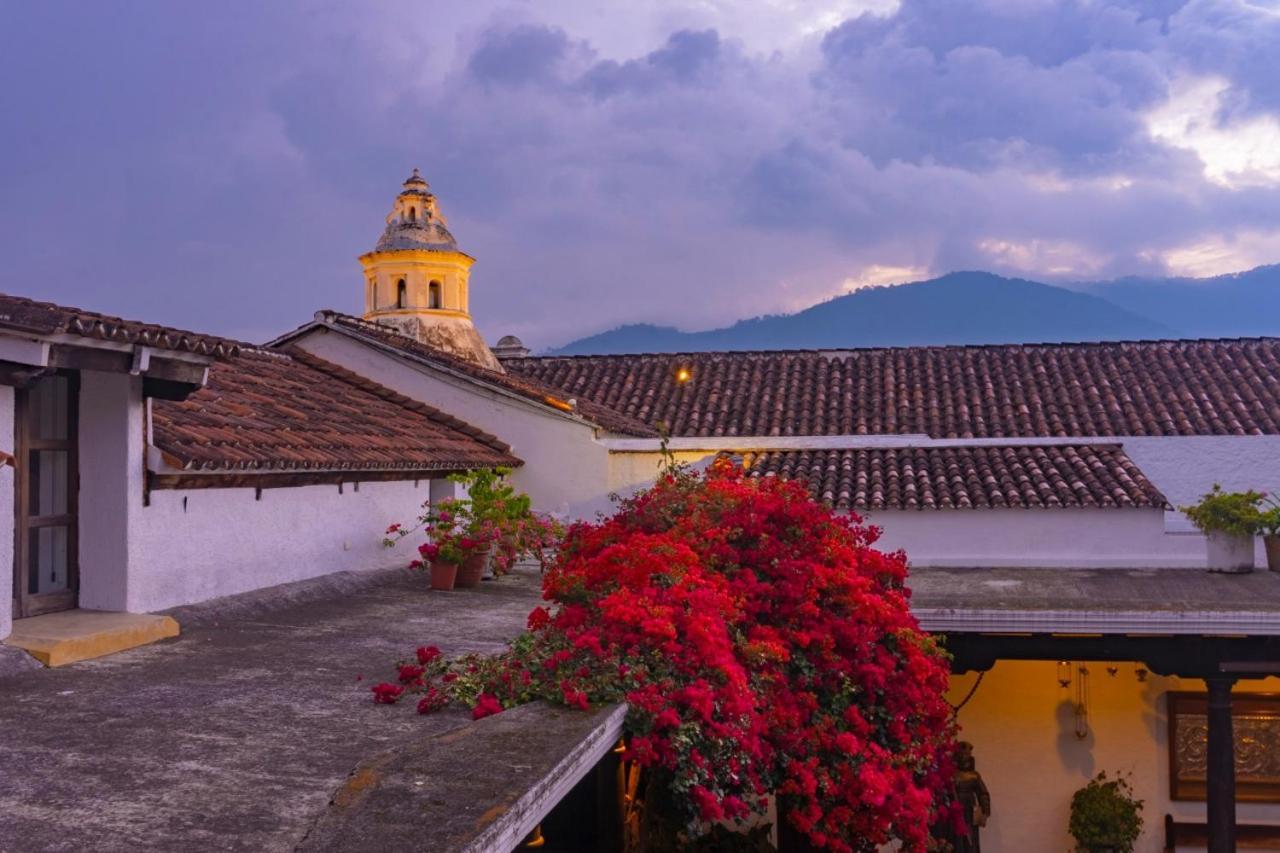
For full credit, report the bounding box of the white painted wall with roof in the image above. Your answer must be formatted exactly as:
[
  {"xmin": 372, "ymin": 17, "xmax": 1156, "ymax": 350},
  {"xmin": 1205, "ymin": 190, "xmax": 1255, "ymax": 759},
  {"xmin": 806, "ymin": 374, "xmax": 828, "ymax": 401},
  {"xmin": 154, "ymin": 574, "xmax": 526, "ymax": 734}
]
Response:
[
  {"xmin": 608, "ymin": 449, "xmax": 1216, "ymax": 569},
  {"xmin": 68, "ymin": 372, "xmax": 444, "ymax": 614},
  {"xmin": 287, "ymin": 328, "xmax": 617, "ymax": 519}
]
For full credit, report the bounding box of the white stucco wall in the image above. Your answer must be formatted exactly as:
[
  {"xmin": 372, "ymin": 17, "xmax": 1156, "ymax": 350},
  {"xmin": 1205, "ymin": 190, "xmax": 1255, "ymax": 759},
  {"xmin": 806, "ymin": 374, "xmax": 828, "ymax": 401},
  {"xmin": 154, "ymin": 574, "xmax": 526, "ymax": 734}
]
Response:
[
  {"xmin": 609, "ymin": 451, "xmax": 1210, "ymax": 568},
  {"xmin": 1123, "ymin": 436, "xmax": 1280, "ymax": 565},
  {"xmin": 70, "ymin": 368, "xmax": 436, "ymax": 614},
  {"xmin": 290, "ymin": 329, "xmax": 615, "ymax": 518},
  {"xmin": 951, "ymin": 661, "xmax": 1280, "ymax": 853},
  {"xmin": 0, "ymin": 386, "xmax": 14, "ymax": 641},
  {"xmin": 78, "ymin": 370, "xmax": 142, "ymax": 612},
  {"xmin": 1122, "ymin": 436, "xmax": 1280, "ymax": 512},
  {"xmin": 127, "ymin": 479, "xmax": 428, "ymax": 612},
  {"xmin": 868, "ymin": 507, "xmax": 1206, "ymax": 569}
]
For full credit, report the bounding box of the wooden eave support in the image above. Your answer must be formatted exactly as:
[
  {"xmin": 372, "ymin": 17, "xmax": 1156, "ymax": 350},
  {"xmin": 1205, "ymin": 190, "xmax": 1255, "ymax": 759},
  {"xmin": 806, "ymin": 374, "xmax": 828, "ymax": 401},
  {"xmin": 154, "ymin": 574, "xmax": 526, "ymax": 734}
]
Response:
[
  {"xmin": 0, "ymin": 343, "xmax": 213, "ymax": 400},
  {"xmin": 147, "ymin": 468, "xmax": 474, "ymax": 491},
  {"xmin": 0, "ymin": 360, "xmax": 54, "ymax": 389}
]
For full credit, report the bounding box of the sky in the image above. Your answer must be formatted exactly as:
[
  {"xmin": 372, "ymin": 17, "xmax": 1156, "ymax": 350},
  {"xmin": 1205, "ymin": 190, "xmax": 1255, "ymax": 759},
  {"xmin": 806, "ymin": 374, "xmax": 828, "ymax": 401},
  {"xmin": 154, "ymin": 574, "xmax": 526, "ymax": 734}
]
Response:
[{"xmin": 2, "ymin": 1, "xmax": 1278, "ymax": 349}]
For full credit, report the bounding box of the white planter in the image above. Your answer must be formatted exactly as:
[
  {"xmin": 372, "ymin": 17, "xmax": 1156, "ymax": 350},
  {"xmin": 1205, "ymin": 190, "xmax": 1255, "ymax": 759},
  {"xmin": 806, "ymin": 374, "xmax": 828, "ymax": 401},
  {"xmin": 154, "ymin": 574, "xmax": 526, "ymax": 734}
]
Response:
[{"xmin": 1206, "ymin": 531, "xmax": 1254, "ymax": 573}]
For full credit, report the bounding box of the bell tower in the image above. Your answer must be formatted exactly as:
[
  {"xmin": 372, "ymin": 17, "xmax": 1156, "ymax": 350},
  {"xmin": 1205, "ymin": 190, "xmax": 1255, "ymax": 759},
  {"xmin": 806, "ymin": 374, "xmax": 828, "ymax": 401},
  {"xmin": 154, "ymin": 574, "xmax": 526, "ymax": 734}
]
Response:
[{"xmin": 360, "ymin": 169, "xmax": 501, "ymax": 371}]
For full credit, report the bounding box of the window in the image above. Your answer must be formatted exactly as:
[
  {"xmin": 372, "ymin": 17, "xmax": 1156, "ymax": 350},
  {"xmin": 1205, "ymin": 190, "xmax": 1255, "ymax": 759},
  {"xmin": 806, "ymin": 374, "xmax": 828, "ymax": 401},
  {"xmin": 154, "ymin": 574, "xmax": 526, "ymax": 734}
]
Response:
[
  {"xmin": 408, "ymin": 206, "xmax": 417, "ymax": 222},
  {"xmin": 428, "ymin": 280, "xmax": 442, "ymax": 309},
  {"xmin": 396, "ymin": 279, "xmax": 407, "ymax": 309}
]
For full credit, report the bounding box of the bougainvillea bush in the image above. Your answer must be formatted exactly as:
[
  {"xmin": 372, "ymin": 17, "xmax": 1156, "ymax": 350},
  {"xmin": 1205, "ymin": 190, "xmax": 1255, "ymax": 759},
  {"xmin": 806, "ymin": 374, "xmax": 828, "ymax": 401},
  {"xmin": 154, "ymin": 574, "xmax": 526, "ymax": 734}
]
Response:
[{"xmin": 373, "ymin": 460, "xmax": 956, "ymax": 851}]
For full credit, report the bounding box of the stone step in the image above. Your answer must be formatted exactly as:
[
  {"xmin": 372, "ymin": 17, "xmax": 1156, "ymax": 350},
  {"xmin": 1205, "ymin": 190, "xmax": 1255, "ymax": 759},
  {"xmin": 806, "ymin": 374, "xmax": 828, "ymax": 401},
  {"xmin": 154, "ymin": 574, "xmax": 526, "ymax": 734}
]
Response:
[{"xmin": 4, "ymin": 610, "xmax": 180, "ymax": 667}]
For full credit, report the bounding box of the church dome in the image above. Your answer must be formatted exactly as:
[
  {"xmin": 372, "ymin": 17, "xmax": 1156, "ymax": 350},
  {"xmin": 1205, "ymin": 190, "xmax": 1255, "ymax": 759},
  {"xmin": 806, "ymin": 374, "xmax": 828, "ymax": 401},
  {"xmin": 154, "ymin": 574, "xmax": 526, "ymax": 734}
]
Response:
[{"xmin": 372, "ymin": 169, "xmax": 463, "ymax": 254}]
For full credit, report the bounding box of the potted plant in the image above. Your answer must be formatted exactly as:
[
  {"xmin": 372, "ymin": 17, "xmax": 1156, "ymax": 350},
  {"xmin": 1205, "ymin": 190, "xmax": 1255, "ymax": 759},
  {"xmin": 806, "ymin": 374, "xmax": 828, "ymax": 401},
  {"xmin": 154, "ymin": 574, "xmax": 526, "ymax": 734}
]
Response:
[
  {"xmin": 451, "ymin": 467, "xmax": 537, "ymax": 580},
  {"xmin": 1181, "ymin": 485, "xmax": 1263, "ymax": 573},
  {"xmin": 385, "ymin": 497, "xmax": 480, "ymax": 591},
  {"xmin": 384, "ymin": 469, "xmax": 543, "ymax": 589},
  {"xmin": 453, "ymin": 529, "xmax": 491, "ymax": 588},
  {"xmin": 1068, "ymin": 772, "xmax": 1143, "ymax": 853},
  {"xmin": 1259, "ymin": 495, "xmax": 1280, "ymax": 571}
]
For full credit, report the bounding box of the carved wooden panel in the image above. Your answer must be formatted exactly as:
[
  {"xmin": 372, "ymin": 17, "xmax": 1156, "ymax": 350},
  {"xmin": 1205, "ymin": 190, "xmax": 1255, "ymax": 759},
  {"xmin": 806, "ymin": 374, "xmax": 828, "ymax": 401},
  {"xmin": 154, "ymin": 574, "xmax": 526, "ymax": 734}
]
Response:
[{"xmin": 1168, "ymin": 692, "xmax": 1280, "ymax": 802}]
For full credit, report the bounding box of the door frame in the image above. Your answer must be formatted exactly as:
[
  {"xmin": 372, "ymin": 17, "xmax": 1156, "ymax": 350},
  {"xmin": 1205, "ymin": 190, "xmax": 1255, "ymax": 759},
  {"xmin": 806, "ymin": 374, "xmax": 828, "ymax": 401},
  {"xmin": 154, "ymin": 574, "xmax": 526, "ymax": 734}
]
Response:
[{"xmin": 11, "ymin": 371, "xmax": 80, "ymax": 619}]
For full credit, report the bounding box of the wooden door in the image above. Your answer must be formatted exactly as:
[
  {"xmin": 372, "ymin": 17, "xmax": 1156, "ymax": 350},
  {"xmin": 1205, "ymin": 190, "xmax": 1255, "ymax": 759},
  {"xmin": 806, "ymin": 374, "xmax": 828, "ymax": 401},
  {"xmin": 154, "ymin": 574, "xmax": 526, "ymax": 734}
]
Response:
[{"xmin": 12, "ymin": 372, "xmax": 79, "ymax": 618}]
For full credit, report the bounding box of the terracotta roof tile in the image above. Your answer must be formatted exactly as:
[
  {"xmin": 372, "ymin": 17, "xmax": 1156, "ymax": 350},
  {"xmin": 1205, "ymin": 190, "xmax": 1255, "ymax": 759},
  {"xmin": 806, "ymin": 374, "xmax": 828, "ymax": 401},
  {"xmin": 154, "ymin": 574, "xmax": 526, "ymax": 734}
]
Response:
[
  {"xmin": 734, "ymin": 444, "xmax": 1168, "ymax": 511},
  {"xmin": 306, "ymin": 312, "xmax": 657, "ymax": 437},
  {"xmin": 0, "ymin": 292, "xmax": 244, "ymax": 357},
  {"xmin": 152, "ymin": 348, "xmax": 519, "ymax": 474},
  {"xmin": 506, "ymin": 338, "xmax": 1280, "ymax": 437}
]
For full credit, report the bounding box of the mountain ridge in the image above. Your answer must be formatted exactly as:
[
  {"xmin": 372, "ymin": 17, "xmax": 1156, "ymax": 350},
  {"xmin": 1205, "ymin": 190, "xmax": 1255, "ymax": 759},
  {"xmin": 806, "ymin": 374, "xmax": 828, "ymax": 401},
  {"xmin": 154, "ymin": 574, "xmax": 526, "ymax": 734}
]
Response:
[{"xmin": 545, "ymin": 266, "xmax": 1280, "ymax": 355}]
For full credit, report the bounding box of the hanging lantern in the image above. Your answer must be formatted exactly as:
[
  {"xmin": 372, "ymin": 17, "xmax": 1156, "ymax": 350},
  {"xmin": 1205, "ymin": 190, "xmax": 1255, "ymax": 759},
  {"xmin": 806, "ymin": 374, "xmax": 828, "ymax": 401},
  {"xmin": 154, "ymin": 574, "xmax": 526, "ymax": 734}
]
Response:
[
  {"xmin": 1074, "ymin": 665, "xmax": 1091, "ymax": 740},
  {"xmin": 1057, "ymin": 660, "xmax": 1072, "ymax": 688}
]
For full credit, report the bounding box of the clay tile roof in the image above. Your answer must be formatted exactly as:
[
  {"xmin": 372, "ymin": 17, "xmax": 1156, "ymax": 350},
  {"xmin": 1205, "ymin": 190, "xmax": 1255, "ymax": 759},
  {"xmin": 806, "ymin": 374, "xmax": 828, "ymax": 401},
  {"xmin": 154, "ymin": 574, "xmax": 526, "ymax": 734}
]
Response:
[
  {"xmin": 0, "ymin": 292, "xmax": 244, "ymax": 358},
  {"xmin": 313, "ymin": 312, "xmax": 657, "ymax": 437},
  {"xmin": 733, "ymin": 444, "xmax": 1169, "ymax": 511},
  {"xmin": 151, "ymin": 348, "xmax": 520, "ymax": 474},
  {"xmin": 505, "ymin": 338, "xmax": 1280, "ymax": 437}
]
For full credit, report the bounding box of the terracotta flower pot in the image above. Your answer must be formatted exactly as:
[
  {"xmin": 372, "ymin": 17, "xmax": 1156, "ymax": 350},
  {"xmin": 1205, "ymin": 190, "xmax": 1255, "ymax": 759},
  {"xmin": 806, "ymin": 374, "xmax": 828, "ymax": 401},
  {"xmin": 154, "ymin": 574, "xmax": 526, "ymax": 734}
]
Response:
[
  {"xmin": 429, "ymin": 560, "xmax": 458, "ymax": 591},
  {"xmin": 455, "ymin": 546, "xmax": 492, "ymax": 588},
  {"xmin": 1266, "ymin": 534, "xmax": 1280, "ymax": 571}
]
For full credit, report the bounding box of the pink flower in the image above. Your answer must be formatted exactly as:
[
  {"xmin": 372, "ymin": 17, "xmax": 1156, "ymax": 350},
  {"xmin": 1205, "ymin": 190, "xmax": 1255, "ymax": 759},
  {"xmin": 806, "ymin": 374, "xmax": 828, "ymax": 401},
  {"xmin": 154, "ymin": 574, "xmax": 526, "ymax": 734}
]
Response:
[
  {"xmin": 385, "ymin": 523, "xmax": 402, "ymax": 534},
  {"xmin": 472, "ymin": 693, "xmax": 503, "ymax": 719},
  {"xmin": 371, "ymin": 683, "xmax": 404, "ymax": 705}
]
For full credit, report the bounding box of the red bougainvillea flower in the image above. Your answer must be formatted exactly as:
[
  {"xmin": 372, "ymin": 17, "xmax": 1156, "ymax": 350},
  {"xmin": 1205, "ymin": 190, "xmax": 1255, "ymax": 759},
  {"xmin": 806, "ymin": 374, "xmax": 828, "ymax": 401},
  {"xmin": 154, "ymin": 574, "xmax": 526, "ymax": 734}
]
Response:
[
  {"xmin": 472, "ymin": 693, "xmax": 503, "ymax": 719},
  {"xmin": 397, "ymin": 664, "xmax": 426, "ymax": 685},
  {"xmin": 370, "ymin": 683, "xmax": 404, "ymax": 705},
  {"xmin": 527, "ymin": 606, "xmax": 551, "ymax": 631},
  {"xmin": 416, "ymin": 646, "xmax": 442, "ymax": 665},
  {"xmin": 378, "ymin": 460, "xmax": 955, "ymax": 851},
  {"xmin": 417, "ymin": 686, "xmax": 448, "ymax": 715}
]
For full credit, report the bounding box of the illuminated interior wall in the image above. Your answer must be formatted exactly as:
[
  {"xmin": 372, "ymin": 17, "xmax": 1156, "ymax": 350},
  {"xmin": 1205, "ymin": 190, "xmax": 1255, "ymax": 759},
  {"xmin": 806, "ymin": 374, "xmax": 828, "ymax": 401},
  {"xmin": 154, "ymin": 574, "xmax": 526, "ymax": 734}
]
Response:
[{"xmin": 948, "ymin": 660, "xmax": 1280, "ymax": 853}]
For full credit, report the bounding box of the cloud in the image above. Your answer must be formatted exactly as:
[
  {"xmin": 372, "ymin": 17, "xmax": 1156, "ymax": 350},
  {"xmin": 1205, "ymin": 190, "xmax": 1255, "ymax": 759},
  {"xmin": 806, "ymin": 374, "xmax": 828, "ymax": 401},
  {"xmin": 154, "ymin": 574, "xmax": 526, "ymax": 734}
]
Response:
[{"xmin": 0, "ymin": 0, "xmax": 1277, "ymax": 349}]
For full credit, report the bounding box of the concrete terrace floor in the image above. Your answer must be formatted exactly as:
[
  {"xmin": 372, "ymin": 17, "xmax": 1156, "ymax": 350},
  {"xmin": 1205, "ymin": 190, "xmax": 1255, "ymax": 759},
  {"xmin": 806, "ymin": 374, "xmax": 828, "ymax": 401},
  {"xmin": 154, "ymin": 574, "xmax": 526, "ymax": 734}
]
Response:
[{"xmin": 0, "ymin": 566, "xmax": 543, "ymax": 853}]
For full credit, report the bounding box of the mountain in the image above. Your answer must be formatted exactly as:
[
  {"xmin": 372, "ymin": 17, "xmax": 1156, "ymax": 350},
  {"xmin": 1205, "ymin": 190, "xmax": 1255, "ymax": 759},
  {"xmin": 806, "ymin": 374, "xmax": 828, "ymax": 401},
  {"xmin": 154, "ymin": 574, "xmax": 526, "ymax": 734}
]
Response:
[
  {"xmin": 549, "ymin": 271, "xmax": 1179, "ymax": 355},
  {"xmin": 1080, "ymin": 264, "xmax": 1280, "ymax": 339}
]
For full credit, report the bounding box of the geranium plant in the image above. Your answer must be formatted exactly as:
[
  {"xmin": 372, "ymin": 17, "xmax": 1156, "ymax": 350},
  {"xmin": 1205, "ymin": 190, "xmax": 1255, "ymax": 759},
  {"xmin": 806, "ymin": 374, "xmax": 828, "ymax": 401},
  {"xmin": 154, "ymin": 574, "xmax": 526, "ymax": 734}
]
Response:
[
  {"xmin": 385, "ymin": 468, "xmax": 557, "ymax": 577},
  {"xmin": 385, "ymin": 497, "xmax": 479, "ymax": 567},
  {"xmin": 374, "ymin": 459, "xmax": 956, "ymax": 851}
]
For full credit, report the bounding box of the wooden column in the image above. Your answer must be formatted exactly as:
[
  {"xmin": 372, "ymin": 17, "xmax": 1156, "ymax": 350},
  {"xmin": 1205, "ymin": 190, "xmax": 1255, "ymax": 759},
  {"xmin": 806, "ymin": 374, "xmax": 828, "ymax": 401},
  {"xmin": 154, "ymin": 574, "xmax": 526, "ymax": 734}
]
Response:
[{"xmin": 1206, "ymin": 675, "xmax": 1238, "ymax": 853}]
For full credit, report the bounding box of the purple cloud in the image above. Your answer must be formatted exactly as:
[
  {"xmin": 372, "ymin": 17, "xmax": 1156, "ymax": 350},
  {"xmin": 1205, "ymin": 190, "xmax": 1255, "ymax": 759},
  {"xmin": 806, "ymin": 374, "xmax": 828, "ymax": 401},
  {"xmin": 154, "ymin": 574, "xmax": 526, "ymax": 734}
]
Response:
[{"xmin": 0, "ymin": 1, "xmax": 1277, "ymax": 349}]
